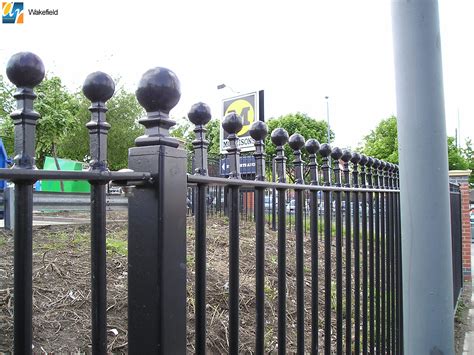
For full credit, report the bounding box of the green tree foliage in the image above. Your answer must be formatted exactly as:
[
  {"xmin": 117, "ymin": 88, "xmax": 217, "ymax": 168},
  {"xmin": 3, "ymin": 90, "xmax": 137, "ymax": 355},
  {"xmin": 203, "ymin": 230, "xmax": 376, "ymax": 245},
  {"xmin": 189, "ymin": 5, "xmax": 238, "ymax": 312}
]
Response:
[
  {"xmin": 265, "ymin": 112, "xmax": 332, "ymax": 161},
  {"xmin": 0, "ymin": 76, "xmax": 80, "ymax": 168},
  {"xmin": 360, "ymin": 116, "xmax": 399, "ymax": 163},
  {"xmin": 462, "ymin": 138, "xmax": 474, "ymax": 185},
  {"xmin": 0, "ymin": 75, "xmax": 15, "ymax": 156},
  {"xmin": 58, "ymin": 88, "xmax": 144, "ymax": 171},
  {"xmin": 361, "ymin": 116, "xmax": 472, "ymax": 177}
]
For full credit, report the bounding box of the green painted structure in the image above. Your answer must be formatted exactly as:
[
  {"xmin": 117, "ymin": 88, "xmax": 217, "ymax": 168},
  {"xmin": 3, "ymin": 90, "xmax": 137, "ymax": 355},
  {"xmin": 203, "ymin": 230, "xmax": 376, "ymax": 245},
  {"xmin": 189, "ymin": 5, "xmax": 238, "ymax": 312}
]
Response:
[{"xmin": 40, "ymin": 156, "xmax": 90, "ymax": 192}]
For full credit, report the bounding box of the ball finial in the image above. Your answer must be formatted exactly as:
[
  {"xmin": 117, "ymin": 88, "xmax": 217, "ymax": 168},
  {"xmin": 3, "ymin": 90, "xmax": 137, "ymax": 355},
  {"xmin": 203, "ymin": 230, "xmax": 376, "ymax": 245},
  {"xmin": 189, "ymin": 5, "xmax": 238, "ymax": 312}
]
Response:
[
  {"xmin": 288, "ymin": 133, "xmax": 305, "ymax": 151},
  {"xmin": 271, "ymin": 128, "xmax": 289, "ymax": 147},
  {"xmin": 83, "ymin": 72, "xmax": 115, "ymax": 102},
  {"xmin": 249, "ymin": 121, "xmax": 268, "ymax": 141},
  {"xmin": 351, "ymin": 152, "xmax": 361, "ymax": 164},
  {"xmin": 319, "ymin": 143, "xmax": 332, "ymax": 157},
  {"xmin": 136, "ymin": 67, "xmax": 181, "ymax": 113},
  {"xmin": 222, "ymin": 112, "xmax": 243, "ymax": 134},
  {"xmin": 341, "ymin": 149, "xmax": 352, "ymax": 162},
  {"xmin": 188, "ymin": 102, "xmax": 212, "ymax": 126},
  {"xmin": 359, "ymin": 154, "xmax": 368, "ymax": 166},
  {"xmin": 331, "ymin": 146, "xmax": 343, "ymax": 160},
  {"xmin": 367, "ymin": 156, "xmax": 374, "ymax": 167},
  {"xmin": 305, "ymin": 139, "xmax": 320, "ymax": 155},
  {"xmin": 373, "ymin": 158, "xmax": 381, "ymax": 168},
  {"xmin": 6, "ymin": 52, "xmax": 45, "ymax": 88}
]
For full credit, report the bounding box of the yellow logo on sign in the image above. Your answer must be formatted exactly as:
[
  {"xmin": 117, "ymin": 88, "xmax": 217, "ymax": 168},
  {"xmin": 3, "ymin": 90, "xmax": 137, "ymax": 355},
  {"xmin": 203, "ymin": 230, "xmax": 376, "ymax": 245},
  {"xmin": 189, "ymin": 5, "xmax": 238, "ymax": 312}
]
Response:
[{"xmin": 224, "ymin": 99, "xmax": 255, "ymax": 136}]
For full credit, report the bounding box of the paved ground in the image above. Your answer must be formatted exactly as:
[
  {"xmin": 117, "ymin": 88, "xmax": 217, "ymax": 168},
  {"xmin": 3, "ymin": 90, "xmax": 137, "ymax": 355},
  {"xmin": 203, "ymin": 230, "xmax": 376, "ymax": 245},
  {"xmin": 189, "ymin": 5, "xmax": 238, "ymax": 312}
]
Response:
[{"xmin": 463, "ymin": 244, "xmax": 474, "ymax": 354}]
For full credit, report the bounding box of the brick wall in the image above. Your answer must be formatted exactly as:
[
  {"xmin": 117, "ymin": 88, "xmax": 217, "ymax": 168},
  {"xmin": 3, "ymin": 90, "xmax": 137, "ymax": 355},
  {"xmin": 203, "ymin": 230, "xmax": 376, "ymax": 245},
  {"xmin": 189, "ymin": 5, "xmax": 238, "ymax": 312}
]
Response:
[{"xmin": 460, "ymin": 183, "xmax": 471, "ymax": 280}]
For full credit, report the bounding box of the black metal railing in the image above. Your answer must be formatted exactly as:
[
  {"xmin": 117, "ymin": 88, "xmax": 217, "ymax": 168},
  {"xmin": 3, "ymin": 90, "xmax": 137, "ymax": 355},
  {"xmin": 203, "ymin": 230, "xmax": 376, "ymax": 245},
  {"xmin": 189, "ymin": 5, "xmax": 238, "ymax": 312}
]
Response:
[
  {"xmin": 450, "ymin": 183, "xmax": 463, "ymax": 307},
  {"xmin": 2, "ymin": 52, "xmax": 404, "ymax": 354}
]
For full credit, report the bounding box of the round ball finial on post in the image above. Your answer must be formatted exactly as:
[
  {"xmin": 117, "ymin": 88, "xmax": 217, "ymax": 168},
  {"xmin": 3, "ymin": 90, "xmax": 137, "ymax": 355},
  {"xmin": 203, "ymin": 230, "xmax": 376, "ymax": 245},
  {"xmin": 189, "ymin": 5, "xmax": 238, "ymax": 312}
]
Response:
[
  {"xmin": 289, "ymin": 133, "xmax": 305, "ymax": 184},
  {"xmin": 305, "ymin": 139, "xmax": 320, "ymax": 185},
  {"xmin": 250, "ymin": 121, "xmax": 268, "ymax": 181},
  {"xmin": 305, "ymin": 139, "xmax": 320, "ymax": 155},
  {"xmin": 222, "ymin": 112, "xmax": 244, "ymax": 135},
  {"xmin": 6, "ymin": 52, "xmax": 45, "ymax": 88},
  {"xmin": 331, "ymin": 146, "xmax": 343, "ymax": 186},
  {"xmin": 136, "ymin": 67, "xmax": 181, "ymax": 114},
  {"xmin": 223, "ymin": 112, "xmax": 243, "ymax": 179},
  {"xmin": 351, "ymin": 152, "xmax": 361, "ymax": 188},
  {"xmin": 271, "ymin": 128, "xmax": 289, "ymax": 183},
  {"xmin": 134, "ymin": 67, "xmax": 181, "ymax": 148},
  {"xmin": 188, "ymin": 102, "xmax": 212, "ymax": 126},
  {"xmin": 83, "ymin": 72, "xmax": 115, "ymax": 103},
  {"xmin": 249, "ymin": 121, "xmax": 268, "ymax": 142},
  {"xmin": 319, "ymin": 143, "xmax": 332, "ymax": 186},
  {"xmin": 83, "ymin": 72, "xmax": 115, "ymax": 171},
  {"xmin": 341, "ymin": 149, "xmax": 352, "ymax": 187},
  {"xmin": 188, "ymin": 102, "xmax": 212, "ymax": 176},
  {"xmin": 6, "ymin": 52, "xmax": 45, "ymax": 169}
]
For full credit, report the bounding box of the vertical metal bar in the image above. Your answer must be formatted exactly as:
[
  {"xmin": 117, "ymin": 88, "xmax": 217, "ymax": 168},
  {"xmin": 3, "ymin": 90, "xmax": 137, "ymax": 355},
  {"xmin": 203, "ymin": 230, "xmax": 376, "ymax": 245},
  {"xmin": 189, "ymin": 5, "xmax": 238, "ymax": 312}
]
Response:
[
  {"xmin": 384, "ymin": 163, "xmax": 391, "ymax": 354},
  {"xmin": 366, "ymin": 158, "xmax": 375, "ymax": 354},
  {"xmin": 271, "ymin": 128, "xmax": 289, "ymax": 355},
  {"xmin": 222, "ymin": 112, "xmax": 243, "ymax": 355},
  {"xmin": 83, "ymin": 71, "xmax": 115, "ymax": 355},
  {"xmin": 396, "ymin": 166, "xmax": 404, "ymax": 354},
  {"xmin": 379, "ymin": 161, "xmax": 386, "ymax": 353},
  {"xmin": 129, "ymin": 69, "xmax": 187, "ymax": 354},
  {"xmin": 305, "ymin": 139, "xmax": 320, "ymax": 354},
  {"xmin": 272, "ymin": 157, "xmax": 277, "ymax": 231},
  {"xmin": 13, "ymin": 183, "xmax": 33, "ymax": 354},
  {"xmin": 359, "ymin": 155, "xmax": 368, "ymax": 354},
  {"xmin": 6, "ymin": 52, "xmax": 45, "ymax": 355},
  {"xmin": 90, "ymin": 183, "xmax": 107, "ymax": 354},
  {"xmin": 351, "ymin": 153, "xmax": 361, "ymax": 354},
  {"xmin": 331, "ymin": 147, "xmax": 343, "ymax": 354},
  {"xmin": 228, "ymin": 185, "xmax": 240, "ymax": 354},
  {"xmin": 250, "ymin": 121, "xmax": 268, "ymax": 355},
  {"xmin": 289, "ymin": 133, "xmax": 306, "ymax": 354},
  {"xmin": 389, "ymin": 165, "xmax": 396, "ymax": 354},
  {"xmin": 188, "ymin": 102, "xmax": 212, "ymax": 355},
  {"xmin": 341, "ymin": 150, "xmax": 352, "ymax": 354},
  {"xmin": 319, "ymin": 143, "xmax": 332, "ymax": 355},
  {"xmin": 373, "ymin": 159, "xmax": 381, "ymax": 354}
]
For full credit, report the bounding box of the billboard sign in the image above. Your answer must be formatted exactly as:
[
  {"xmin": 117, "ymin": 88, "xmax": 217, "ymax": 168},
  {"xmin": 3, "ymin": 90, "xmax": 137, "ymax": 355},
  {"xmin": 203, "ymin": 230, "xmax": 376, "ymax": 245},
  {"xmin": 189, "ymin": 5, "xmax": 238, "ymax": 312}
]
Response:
[{"xmin": 220, "ymin": 91, "xmax": 262, "ymax": 154}]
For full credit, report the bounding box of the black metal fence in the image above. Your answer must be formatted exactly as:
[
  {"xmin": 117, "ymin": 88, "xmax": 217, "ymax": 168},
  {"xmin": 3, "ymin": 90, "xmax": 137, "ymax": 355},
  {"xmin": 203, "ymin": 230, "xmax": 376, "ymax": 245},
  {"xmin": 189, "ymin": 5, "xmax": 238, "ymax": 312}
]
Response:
[
  {"xmin": 450, "ymin": 183, "xmax": 463, "ymax": 307},
  {"xmin": 1, "ymin": 52, "xmax": 404, "ymax": 354}
]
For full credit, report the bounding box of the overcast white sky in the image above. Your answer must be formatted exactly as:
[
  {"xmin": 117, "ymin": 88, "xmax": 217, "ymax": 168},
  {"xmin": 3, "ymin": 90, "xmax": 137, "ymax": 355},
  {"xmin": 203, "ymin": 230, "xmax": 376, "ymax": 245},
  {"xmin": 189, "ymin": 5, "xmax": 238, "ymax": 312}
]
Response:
[{"xmin": 1, "ymin": 0, "xmax": 472, "ymax": 150}]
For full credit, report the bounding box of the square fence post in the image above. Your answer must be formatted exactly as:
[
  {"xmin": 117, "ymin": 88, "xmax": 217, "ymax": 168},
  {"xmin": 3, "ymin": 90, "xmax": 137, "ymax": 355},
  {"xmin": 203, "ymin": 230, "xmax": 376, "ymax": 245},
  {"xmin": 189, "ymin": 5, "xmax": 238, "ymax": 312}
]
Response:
[{"xmin": 127, "ymin": 67, "xmax": 187, "ymax": 354}]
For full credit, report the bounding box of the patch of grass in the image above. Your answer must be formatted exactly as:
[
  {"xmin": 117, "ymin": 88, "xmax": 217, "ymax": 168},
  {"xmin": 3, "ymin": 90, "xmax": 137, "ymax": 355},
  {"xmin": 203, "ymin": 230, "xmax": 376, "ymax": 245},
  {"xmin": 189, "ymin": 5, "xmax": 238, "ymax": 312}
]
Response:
[{"xmin": 106, "ymin": 238, "xmax": 128, "ymax": 256}]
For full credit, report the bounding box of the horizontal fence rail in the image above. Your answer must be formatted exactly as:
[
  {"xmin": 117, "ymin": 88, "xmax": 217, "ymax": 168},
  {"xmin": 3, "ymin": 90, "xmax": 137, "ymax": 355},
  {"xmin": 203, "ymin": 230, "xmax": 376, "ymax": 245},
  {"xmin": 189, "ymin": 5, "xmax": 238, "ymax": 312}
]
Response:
[{"xmin": 1, "ymin": 51, "xmax": 406, "ymax": 354}]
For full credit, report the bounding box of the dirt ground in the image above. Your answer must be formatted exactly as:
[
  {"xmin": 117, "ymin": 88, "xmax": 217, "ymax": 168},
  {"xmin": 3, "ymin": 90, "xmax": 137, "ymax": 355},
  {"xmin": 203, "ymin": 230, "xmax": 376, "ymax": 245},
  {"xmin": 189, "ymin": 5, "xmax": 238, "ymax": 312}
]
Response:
[
  {"xmin": 455, "ymin": 282, "xmax": 472, "ymax": 354},
  {"xmin": 1, "ymin": 210, "xmax": 408, "ymax": 353}
]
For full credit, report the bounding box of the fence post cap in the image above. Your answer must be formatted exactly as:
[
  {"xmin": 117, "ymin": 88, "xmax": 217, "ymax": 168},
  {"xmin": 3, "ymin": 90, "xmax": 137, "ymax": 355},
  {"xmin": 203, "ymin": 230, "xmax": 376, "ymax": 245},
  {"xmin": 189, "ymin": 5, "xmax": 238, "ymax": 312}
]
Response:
[
  {"xmin": 341, "ymin": 149, "xmax": 352, "ymax": 162},
  {"xmin": 6, "ymin": 51, "xmax": 45, "ymax": 88},
  {"xmin": 222, "ymin": 112, "xmax": 243, "ymax": 134},
  {"xmin": 288, "ymin": 133, "xmax": 305, "ymax": 151},
  {"xmin": 380, "ymin": 160, "xmax": 387, "ymax": 169},
  {"xmin": 319, "ymin": 143, "xmax": 332, "ymax": 157},
  {"xmin": 305, "ymin": 139, "xmax": 320, "ymax": 154},
  {"xmin": 359, "ymin": 154, "xmax": 368, "ymax": 166},
  {"xmin": 83, "ymin": 71, "xmax": 115, "ymax": 102},
  {"xmin": 270, "ymin": 127, "xmax": 289, "ymax": 146},
  {"xmin": 331, "ymin": 146, "xmax": 343, "ymax": 160},
  {"xmin": 366, "ymin": 156, "xmax": 374, "ymax": 167},
  {"xmin": 136, "ymin": 67, "xmax": 181, "ymax": 113},
  {"xmin": 188, "ymin": 102, "xmax": 211, "ymax": 126},
  {"xmin": 373, "ymin": 158, "xmax": 381, "ymax": 168},
  {"xmin": 350, "ymin": 152, "xmax": 361, "ymax": 164},
  {"xmin": 249, "ymin": 121, "xmax": 268, "ymax": 141}
]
